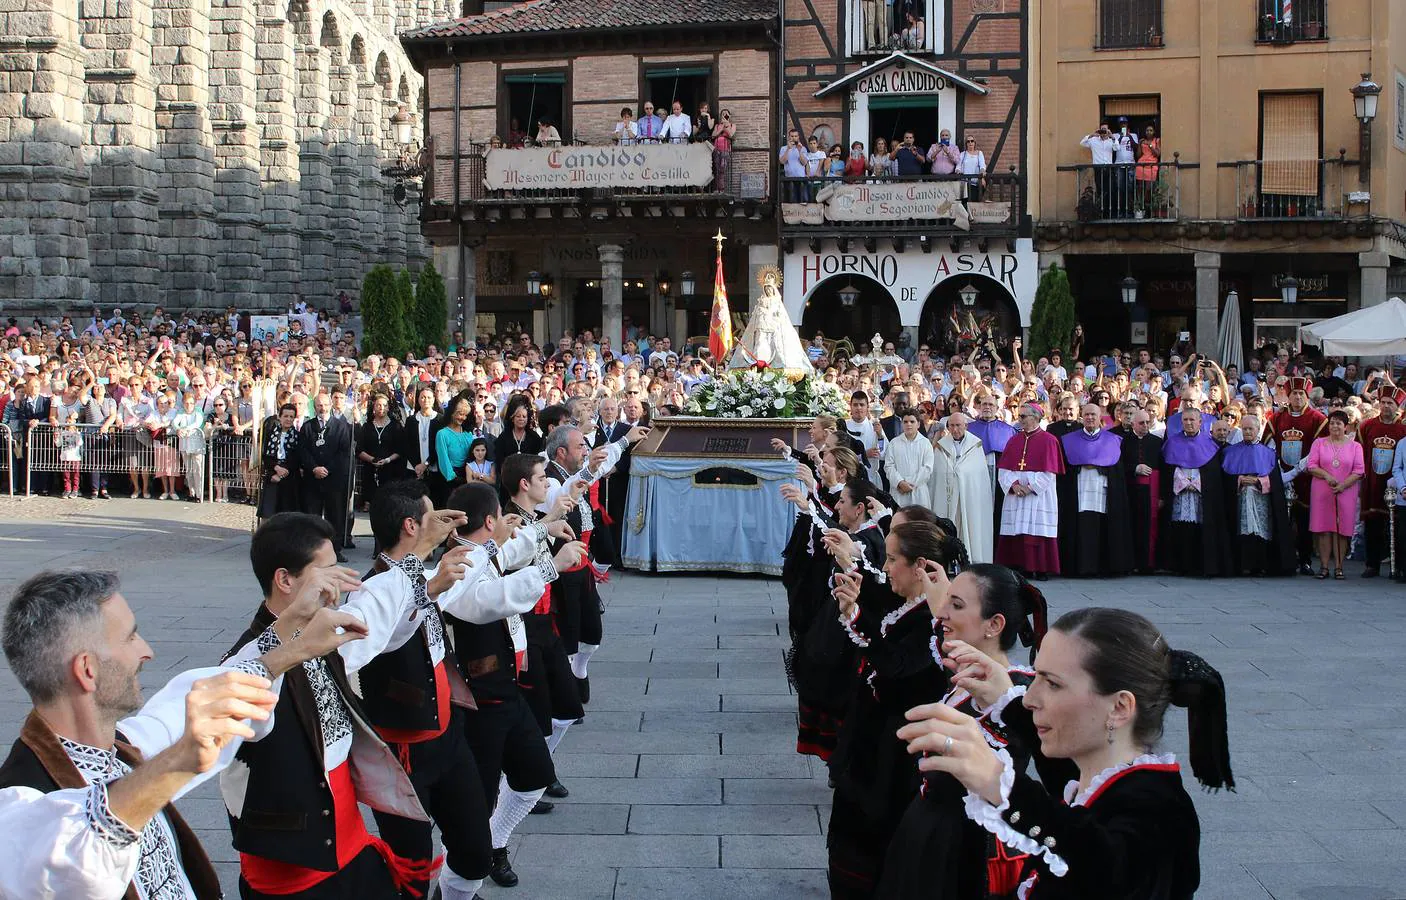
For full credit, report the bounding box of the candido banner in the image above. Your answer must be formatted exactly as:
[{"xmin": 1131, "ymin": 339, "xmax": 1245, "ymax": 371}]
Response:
[
  {"xmin": 483, "ymin": 144, "xmax": 713, "ymax": 190},
  {"xmin": 816, "ymin": 181, "xmax": 968, "ymax": 225}
]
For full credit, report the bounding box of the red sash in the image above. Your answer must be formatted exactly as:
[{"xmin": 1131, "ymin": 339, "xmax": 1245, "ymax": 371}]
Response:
[
  {"xmin": 375, "ymin": 660, "xmax": 451, "ymax": 746},
  {"xmin": 589, "ymin": 481, "xmax": 614, "ymax": 525},
  {"xmin": 240, "ymin": 760, "xmax": 441, "ymax": 896},
  {"xmin": 562, "ymin": 530, "xmax": 593, "ymax": 571}
]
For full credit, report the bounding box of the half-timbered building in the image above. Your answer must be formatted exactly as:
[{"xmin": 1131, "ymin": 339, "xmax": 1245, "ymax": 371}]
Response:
[
  {"xmin": 402, "ymin": 0, "xmax": 778, "ymax": 348},
  {"xmin": 778, "ymin": 0, "xmax": 1035, "ymax": 352}
]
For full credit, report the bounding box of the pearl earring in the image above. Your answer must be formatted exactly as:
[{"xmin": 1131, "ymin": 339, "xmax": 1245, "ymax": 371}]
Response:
[{"xmin": 1106, "ymin": 722, "xmax": 1115, "ymax": 744}]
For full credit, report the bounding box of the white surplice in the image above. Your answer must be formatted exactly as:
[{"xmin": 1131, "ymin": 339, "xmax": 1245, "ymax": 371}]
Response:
[
  {"xmin": 930, "ymin": 432, "xmax": 995, "ymax": 564},
  {"xmin": 882, "ymin": 432, "xmax": 934, "ymax": 509}
]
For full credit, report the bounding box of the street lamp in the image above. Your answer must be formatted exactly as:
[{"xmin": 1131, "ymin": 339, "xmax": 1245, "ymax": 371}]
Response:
[
  {"xmin": 526, "ymin": 270, "xmax": 542, "ymax": 297},
  {"xmin": 1120, "ymin": 275, "xmax": 1139, "ymax": 305},
  {"xmin": 838, "ymin": 282, "xmax": 860, "ymax": 308},
  {"xmin": 958, "ymin": 282, "xmax": 979, "ymax": 307},
  {"xmin": 1352, "ymin": 72, "xmax": 1382, "ymax": 189},
  {"xmin": 1279, "ymin": 274, "xmax": 1298, "ymax": 305},
  {"xmin": 656, "ymin": 271, "xmax": 671, "ymax": 297},
  {"xmin": 1353, "ymin": 72, "xmax": 1382, "ymax": 122},
  {"xmin": 680, "ymin": 271, "xmax": 696, "ymax": 297},
  {"xmin": 391, "ymin": 103, "xmax": 415, "ymax": 148},
  {"xmin": 539, "ymin": 274, "xmax": 553, "ymax": 300}
]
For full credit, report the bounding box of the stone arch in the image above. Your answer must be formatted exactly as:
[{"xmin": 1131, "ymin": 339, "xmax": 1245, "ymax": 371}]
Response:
[
  {"xmin": 349, "ymin": 33, "xmax": 366, "ymax": 77},
  {"xmin": 375, "ymin": 51, "xmax": 392, "ymax": 97},
  {"xmin": 799, "ymin": 275, "xmax": 903, "ymax": 346},
  {"xmin": 917, "ymin": 273, "xmax": 1023, "ymax": 353},
  {"xmin": 320, "ymin": 10, "xmax": 343, "ymax": 64},
  {"xmin": 287, "ymin": 0, "xmax": 313, "ymax": 42}
]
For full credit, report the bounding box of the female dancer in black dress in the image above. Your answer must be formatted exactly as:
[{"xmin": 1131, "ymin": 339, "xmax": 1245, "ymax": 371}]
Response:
[
  {"xmin": 899, "ymin": 607, "xmax": 1233, "ymax": 900},
  {"xmin": 879, "ymin": 563, "xmax": 1062, "ymax": 899},
  {"xmin": 824, "ymin": 511, "xmax": 949, "ymax": 899},
  {"xmin": 778, "ymin": 445, "xmax": 863, "ymax": 760}
]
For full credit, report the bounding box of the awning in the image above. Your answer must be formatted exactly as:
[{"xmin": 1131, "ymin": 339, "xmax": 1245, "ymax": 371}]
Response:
[{"xmin": 814, "ymin": 51, "xmax": 988, "ymax": 98}]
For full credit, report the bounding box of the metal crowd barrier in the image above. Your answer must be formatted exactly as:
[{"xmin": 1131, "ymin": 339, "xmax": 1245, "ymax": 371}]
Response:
[
  {"xmin": 0, "ymin": 424, "xmax": 13, "ymax": 496},
  {"xmin": 21, "ymin": 422, "xmax": 263, "ymax": 504}
]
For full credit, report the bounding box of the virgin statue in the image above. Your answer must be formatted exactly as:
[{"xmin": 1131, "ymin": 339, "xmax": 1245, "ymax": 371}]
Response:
[{"xmin": 726, "ymin": 268, "xmax": 814, "ymax": 378}]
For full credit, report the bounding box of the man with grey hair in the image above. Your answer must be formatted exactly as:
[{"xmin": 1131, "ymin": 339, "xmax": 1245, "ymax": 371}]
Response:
[{"xmin": 0, "ymin": 569, "xmax": 365, "ymax": 898}]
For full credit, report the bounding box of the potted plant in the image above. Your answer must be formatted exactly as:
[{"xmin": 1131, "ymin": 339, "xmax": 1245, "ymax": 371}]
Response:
[
  {"xmin": 1286, "ymin": 198, "xmax": 1299, "ymax": 217},
  {"xmin": 1243, "ymin": 194, "xmax": 1257, "ymax": 218},
  {"xmin": 1303, "ymin": 21, "xmax": 1322, "ymax": 39},
  {"xmin": 1149, "ymin": 30, "xmax": 1164, "ymax": 47}
]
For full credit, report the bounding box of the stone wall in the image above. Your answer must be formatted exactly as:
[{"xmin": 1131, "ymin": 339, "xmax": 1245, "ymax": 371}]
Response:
[{"xmin": 0, "ymin": 0, "xmax": 451, "ymax": 314}]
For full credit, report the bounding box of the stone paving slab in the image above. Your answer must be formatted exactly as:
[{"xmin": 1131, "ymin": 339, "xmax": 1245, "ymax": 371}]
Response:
[{"xmin": 0, "ymin": 497, "xmax": 1403, "ymax": 898}]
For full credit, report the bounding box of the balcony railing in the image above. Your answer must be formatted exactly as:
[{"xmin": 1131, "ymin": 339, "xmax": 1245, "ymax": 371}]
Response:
[
  {"xmin": 1220, "ymin": 155, "xmax": 1354, "ymax": 219},
  {"xmin": 430, "ymin": 141, "xmax": 770, "ymax": 207},
  {"xmin": 778, "ymin": 171, "xmax": 1023, "ymax": 231},
  {"xmin": 1257, "ymin": 0, "xmax": 1327, "ymax": 42},
  {"xmin": 1058, "ymin": 157, "xmax": 1191, "ymax": 222},
  {"xmin": 1096, "ymin": 0, "xmax": 1163, "ymax": 49}
]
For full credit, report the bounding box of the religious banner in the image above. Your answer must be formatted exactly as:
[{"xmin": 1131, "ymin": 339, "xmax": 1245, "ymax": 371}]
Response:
[
  {"xmin": 483, "ymin": 144, "xmax": 713, "ymax": 191},
  {"xmin": 250, "ymin": 315, "xmax": 288, "ymax": 344},
  {"xmin": 814, "ymin": 181, "xmax": 970, "ymax": 228}
]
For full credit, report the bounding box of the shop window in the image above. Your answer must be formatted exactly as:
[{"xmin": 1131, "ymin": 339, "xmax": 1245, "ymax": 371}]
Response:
[{"xmin": 502, "ymin": 72, "xmax": 566, "ymax": 146}]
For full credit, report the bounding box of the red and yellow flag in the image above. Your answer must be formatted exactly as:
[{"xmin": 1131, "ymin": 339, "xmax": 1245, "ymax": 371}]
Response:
[{"xmin": 708, "ymin": 243, "xmax": 732, "ymax": 364}]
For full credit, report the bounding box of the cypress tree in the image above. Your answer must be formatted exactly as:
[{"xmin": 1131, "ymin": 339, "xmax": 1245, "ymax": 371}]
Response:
[
  {"xmin": 413, "ymin": 260, "xmax": 448, "ymax": 352},
  {"xmin": 1028, "ymin": 263, "xmax": 1078, "ymax": 360},
  {"xmin": 361, "ymin": 264, "xmax": 407, "ymax": 358}
]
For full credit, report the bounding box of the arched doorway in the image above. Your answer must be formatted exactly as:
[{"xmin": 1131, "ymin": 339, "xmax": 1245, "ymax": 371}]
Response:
[
  {"xmin": 919, "ymin": 275, "xmax": 1021, "ymax": 360},
  {"xmin": 800, "ymin": 275, "xmax": 902, "ymax": 351}
]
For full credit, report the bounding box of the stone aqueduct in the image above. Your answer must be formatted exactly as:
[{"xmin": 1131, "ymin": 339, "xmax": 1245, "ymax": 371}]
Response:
[{"xmin": 0, "ymin": 0, "xmax": 448, "ymax": 313}]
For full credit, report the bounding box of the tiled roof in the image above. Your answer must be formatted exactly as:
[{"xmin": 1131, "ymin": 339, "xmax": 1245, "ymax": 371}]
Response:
[{"xmin": 402, "ymin": 0, "xmax": 777, "ymax": 42}]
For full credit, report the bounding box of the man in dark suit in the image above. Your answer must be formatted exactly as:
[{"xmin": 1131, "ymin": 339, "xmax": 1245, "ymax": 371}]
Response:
[
  {"xmin": 591, "ymin": 396, "xmax": 632, "ymax": 567},
  {"xmin": 298, "ymin": 391, "xmax": 353, "ymax": 560},
  {"xmin": 3, "ymin": 375, "xmax": 52, "ymax": 495}
]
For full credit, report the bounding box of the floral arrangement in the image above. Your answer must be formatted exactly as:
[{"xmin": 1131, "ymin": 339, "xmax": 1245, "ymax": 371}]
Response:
[{"xmin": 683, "ymin": 363, "xmax": 850, "ymax": 419}]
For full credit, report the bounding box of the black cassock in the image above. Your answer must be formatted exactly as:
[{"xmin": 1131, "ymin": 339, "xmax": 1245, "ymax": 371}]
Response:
[
  {"xmin": 1158, "ymin": 440, "xmax": 1233, "ymax": 577},
  {"xmin": 1056, "ymin": 428, "xmax": 1132, "ymax": 577},
  {"xmin": 1221, "ymin": 446, "xmax": 1296, "ymax": 576},
  {"xmin": 1049, "ymin": 421, "xmax": 1082, "ymax": 575},
  {"xmin": 1120, "ymin": 432, "xmax": 1164, "ymax": 574}
]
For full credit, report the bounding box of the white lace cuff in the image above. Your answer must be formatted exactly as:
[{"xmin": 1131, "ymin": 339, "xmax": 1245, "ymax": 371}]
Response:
[
  {"xmin": 962, "ymin": 748, "xmax": 1069, "ymax": 878},
  {"xmin": 86, "ymin": 781, "xmax": 140, "ymax": 848},
  {"xmin": 978, "ymin": 684, "xmax": 1028, "ymax": 728},
  {"xmin": 853, "ymin": 541, "xmax": 888, "ymax": 584},
  {"xmin": 839, "ymin": 605, "xmax": 870, "ymax": 647}
]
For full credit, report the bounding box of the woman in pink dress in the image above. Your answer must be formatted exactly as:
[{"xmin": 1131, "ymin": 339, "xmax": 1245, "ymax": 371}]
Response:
[{"xmin": 1305, "ymin": 409, "xmax": 1365, "ymax": 579}]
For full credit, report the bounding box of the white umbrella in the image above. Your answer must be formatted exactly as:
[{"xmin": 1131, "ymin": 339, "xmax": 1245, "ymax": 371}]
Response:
[
  {"xmin": 1301, "ymin": 297, "xmax": 1406, "ymax": 356},
  {"xmin": 1215, "ymin": 292, "xmax": 1244, "ymax": 373}
]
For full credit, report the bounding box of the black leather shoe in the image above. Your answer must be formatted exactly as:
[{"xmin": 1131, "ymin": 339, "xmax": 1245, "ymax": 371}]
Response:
[
  {"xmin": 1363, "ymin": 567, "xmax": 1380, "ymax": 578},
  {"xmin": 545, "ymin": 780, "xmax": 569, "ymax": 799},
  {"xmin": 344, "ymin": 540, "xmax": 357, "ymax": 550},
  {"xmin": 335, "ymin": 551, "xmax": 348, "ymax": 563},
  {"xmin": 488, "ymin": 847, "xmax": 518, "ymax": 887},
  {"xmin": 530, "ymin": 799, "xmax": 554, "ymax": 814},
  {"xmin": 576, "ymin": 676, "xmax": 590, "ymax": 704}
]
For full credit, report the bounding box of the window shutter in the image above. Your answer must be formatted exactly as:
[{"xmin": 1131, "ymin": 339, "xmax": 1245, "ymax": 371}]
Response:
[
  {"xmin": 1261, "ymin": 93, "xmax": 1320, "ymax": 196},
  {"xmin": 1101, "ymin": 96, "xmax": 1160, "ymax": 117}
]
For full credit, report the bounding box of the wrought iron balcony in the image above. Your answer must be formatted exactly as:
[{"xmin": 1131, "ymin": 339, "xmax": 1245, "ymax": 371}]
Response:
[
  {"xmin": 1095, "ymin": 0, "xmax": 1163, "ymax": 49},
  {"xmin": 1257, "ymin": 0, "xmax": 1327, "ymax": 43}
]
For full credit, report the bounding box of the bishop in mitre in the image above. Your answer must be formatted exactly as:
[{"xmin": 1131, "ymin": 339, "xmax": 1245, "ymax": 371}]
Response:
[
  {"xmin": 727, "ymin": 267, "xmax": 814, "ymax": 378},
  {"xmin": 930, "ymin": 412, "xmax": 994, "ymax": 564}
]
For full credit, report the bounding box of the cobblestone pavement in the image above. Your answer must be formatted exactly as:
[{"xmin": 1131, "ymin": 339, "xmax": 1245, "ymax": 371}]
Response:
[{"xmin": 0, "ymin": 496, "xmax": 1399, "ymax": 899}]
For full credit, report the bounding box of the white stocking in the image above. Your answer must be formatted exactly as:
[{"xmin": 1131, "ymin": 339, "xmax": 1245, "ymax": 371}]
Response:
[
  {"xmin": 570, "ymin": 642, "xmax": 599, "ymax": 679},
  {"xmin": 489, "ymin": 784, "xmax": 546, "ymax": 849}
]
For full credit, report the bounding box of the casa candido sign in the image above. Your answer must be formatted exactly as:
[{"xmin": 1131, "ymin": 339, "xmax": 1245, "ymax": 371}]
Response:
[
  {"xmin": 856, "ymin": 68, "xmax": 946, "ymax": 95},
  {"xmin": 484, "ymin": 144, "xmax": 712, "ymax": 191},
  {"xmin": 817, "ymin": 181, "xmax": 968, "ymax": 225}
]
